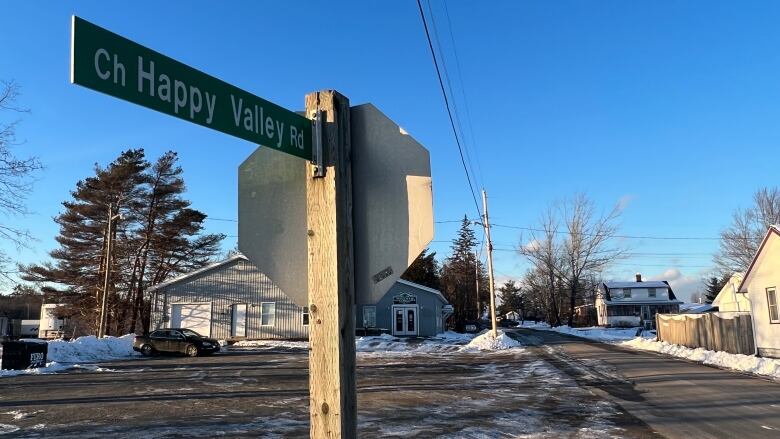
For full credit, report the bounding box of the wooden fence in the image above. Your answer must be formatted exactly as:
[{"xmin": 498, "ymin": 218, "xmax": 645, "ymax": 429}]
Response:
[{"xmin": 655, "ymin": 312, "xmax": 755, "ymax": 355}]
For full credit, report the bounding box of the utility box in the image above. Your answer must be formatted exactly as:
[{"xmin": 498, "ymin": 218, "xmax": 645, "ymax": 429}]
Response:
[{"xmin": 1, "ymin": 341, "xmax": 48, "ymax": 370}]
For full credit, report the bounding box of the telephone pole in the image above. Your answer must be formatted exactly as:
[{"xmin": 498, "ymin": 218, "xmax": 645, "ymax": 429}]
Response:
[
  {"xmin": 98, "ymin": 203, "xmax": 120, "ymax": 338},
  {"xmin": 481, "ymin": 190, "xmax": 498, "ymax": 337},
  {"xmin": 475, "ymin": 250, "xmax": 481, "ymax": 320}
]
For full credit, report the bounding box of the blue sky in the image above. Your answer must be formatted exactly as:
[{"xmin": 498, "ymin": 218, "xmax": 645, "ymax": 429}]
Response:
[{"xmin": 3, "ymin": 1, "xmax": 780, "ymax": 299}]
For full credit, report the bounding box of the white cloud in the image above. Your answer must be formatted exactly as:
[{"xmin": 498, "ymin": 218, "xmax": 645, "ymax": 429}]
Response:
[
  {"xmin": 647, "ymin": 268, "xmax": 705, "ymax": 302},
  {"xmin": 522, "ymin": 239, "xmax": 541, "ymax": 252}
]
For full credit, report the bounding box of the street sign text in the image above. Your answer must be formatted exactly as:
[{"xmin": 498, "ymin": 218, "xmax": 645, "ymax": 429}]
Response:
[{"xmin": 70, "ymin": 16, "xmax": 311, "ymax": 160}]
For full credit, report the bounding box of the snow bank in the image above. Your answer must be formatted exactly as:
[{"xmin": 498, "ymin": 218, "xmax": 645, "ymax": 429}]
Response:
[
  {"xmin": 459, "ymin": 330, "xmax": 522, "ymax": 352},
  {"xmin": 622, "ymin": 337, "xmax": 780, "ymax": 380},
  {"xmin": 46, "ymin": 334, "xmax": 137, "ymax": 363},
  {"xmin": 1, "ymin": 334, "xmax": 138, "ymax": 378}
]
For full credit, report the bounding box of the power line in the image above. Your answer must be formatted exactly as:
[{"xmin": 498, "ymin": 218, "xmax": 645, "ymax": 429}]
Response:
[
  {"xmin": 416, "ymin": 0, "xmax": 482, "ymax": 219},
  {"xmin": 491, "ymin": 223, "xmax": 726, "ymax": 241},
  {"xmin": 206, "ymin": 217, "xmax": 238, "ymax": 222},
  {"xmin": 426, "ymin": 0, "xmax": 482, "ymax": 192}
]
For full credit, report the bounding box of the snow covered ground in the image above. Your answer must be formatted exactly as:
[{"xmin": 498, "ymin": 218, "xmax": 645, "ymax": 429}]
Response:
[
  {"xmin": 520, "ymin": 321, "xmax": 780, "ymax": 382},
  {"xmin": 623, "ymin": 337, "xmax": 780, "ymax": 381},
  {"xmin": 519, "ymin": 322, "xmax": 645, "ymax": 342},
  {"xmin": 0, "ymin": 334, "xmax": 138, "ymax": 377},
  {"xmin": 227, "ymin": 330, "xmax": 523, "ymax": 356}
]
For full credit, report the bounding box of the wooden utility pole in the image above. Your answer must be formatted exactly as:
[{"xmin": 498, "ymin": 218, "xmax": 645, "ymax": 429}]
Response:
[
  {"xmin": 474, "ymin": 250, "xmax": 481, "ymax": 320},
  {"xmin": 98, "ymin": 203, "xmax": 114, "ymax": 338},
  {"xmin": 305, "ymin": 90, "xmax": 357, "ymax": 439},
  {"xmin": 482, "ymin": 190, "xmax": 498, "ymax": 337}
]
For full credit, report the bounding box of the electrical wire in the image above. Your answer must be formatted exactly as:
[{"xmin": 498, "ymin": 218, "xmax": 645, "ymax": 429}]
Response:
[{"xmin": 416, "ymin": 0, "xmax": 482, "ymax": 219}]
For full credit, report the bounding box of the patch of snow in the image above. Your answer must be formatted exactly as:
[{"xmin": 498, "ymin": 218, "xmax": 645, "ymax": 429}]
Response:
[
  {"xmin": 46, "ymin": 334, "xmax": 137, "ymax": 363},
  {"xmin": 459, "ymin": 330, "xmax": 522, "ymax": 352},
  {"xmin": 545, "ymin": 325, "xmax": 643, "ymax": 342},
  {"xmin": 231, "ymin": 340, "xmax": 309, "ymax": 349},
  {"xmin": 1, "ymin": 335, "xmax": 137, "ymax": 378},
  {"xmin": 622, "ymin": 337, "xmax": 780, "ymax": 381},
  {"xmin": 0, "ymin": 424, "xmax": 20, "ymax": 435}
]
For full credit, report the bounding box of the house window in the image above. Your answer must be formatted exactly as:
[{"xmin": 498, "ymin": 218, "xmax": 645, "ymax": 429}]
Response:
[
  {"xmin": 767, "ymin": 287, "xmax": 779, "ymax": 323},
  {"xmin": 648, "ymin": 288, "xmax": 656, "ymax": 298},
  {"xmin": 260, "ymin": 302, "xmax": 276, "ymax": 326},
  {"xmin": 302, "ymin": 306, "xmax": 310, "ymax": 326},
  {"xmin": 363, "ymin": 306, "xmax": 377, "ymax": 328},
  {"xmin": 623, "ymin": 288, "xmax": 632, "ymax": 299}
]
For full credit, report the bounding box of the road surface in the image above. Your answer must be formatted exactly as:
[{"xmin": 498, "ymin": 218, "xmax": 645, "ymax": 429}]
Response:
[{"xmin": 513, "ymin": 328, "xmax": 780, "ymax": 439}]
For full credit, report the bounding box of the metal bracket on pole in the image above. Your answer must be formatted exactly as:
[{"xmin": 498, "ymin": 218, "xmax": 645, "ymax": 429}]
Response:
[{"xmin": 312, "ymin": 110, "xmax": 325, "ymax": 178}]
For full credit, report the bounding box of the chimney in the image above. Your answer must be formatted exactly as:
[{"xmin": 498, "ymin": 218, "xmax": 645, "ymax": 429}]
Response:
[{"xmin": 635, "ymin": 273, "xmax": 642, "ymax": 282}]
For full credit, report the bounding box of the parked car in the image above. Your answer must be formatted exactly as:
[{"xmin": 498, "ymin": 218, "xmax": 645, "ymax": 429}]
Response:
[
  {"xmin": 133, "ymin": 328, "xmax": 220, "ymax": 357},
  {"xmin": 499, "ymin": 319, "xmax": 518, "ymax": 328}
]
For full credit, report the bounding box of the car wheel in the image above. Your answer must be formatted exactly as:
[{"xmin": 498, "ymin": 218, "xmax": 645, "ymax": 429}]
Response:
[
  {"xmin": 185, "ymin": 344, "xmax": 199, "ymax": 357},
  {"xmin": 140, "ymin": 344, "xmax": 154, "ymax": 356}
]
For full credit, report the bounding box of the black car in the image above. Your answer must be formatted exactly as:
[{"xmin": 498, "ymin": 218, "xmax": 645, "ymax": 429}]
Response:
[{"xmin": 133, "ymin": 328, "xmax": 220, "ymax": 357}]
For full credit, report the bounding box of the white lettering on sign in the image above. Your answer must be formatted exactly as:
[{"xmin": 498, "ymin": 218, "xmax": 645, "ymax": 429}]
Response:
[
  {"xmin": 94, "ymin": 48, "xmax": 125, "ymax": 85},
  {"xmin": 135, "ymin": 55, "xmax": 216, "ymax": 124},
  {"xmin": 87, "ymin": 45, "xmax": 297, "ymax": 151},
  {"xmin": 230, "ymin": 95, "xmax": 286, "ymax": 149}
]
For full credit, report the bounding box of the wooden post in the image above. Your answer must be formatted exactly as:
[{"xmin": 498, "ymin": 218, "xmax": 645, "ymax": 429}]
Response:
[
  {"xmin": 481, "ymin": 189, "xmax": 498, "ymax": 337},
  {"xmin": 98, "ymin": 203, "xmax": 114, "ymax": 338},
  {"xmin": 305, "ymin": 90, "xmax": 357, "ymax": 439}
]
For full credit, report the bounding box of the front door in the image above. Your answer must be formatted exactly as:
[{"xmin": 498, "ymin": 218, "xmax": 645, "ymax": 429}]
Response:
[
  {"xmin": 231, "ymin": 304, "xmax": 247, "ymax": 337},
  {"xmin": 641, "ymin": 305, "xmax": 653, "ymax": 329},
  {"xmin": 392, "ymin": 305, "xmax": 418, "ymax": 336}
]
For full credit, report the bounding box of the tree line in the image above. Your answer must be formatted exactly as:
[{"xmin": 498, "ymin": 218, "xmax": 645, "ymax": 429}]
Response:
[{"xmin": 20, "ymin": 149, "xmax": 223, "ymax": 336}]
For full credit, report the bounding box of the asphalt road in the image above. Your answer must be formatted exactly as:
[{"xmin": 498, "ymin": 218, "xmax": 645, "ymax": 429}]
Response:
[
  {"xmin": 513, "ymin": 328, "xmax": 780, "ymax": 439},
  {"xmin": 0, "ymin": 343, "xmax": 654, "ymax": 438}
]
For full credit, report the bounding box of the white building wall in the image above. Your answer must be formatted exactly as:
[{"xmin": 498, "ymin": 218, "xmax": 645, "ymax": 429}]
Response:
[{"xmin": 743, "ymin": 233, "xmax": 780, "ymax": 358}]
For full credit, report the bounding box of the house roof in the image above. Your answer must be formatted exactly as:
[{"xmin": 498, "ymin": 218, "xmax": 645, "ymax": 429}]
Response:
[
  {"xmin": 147, "ymin": 253, "xmax": 248, "ymax": 292},
  {"xmin": 681, "ymin": 303, "xmax": 717, "ymax": 314},
  {"xmin": 738, "ymin": 225, "xmax": 780, "ymax": 293},
  {"xmin": 603, "ymin": 281, "xmax": 671, "ymax": 289},
  {"xmin": 712, "ymin": 273, "xmax": 744, "ymax": 306},
  {"xmin": 395, "ymin": 279, "xmax": 449, "ymax": 304},
  {"xmin": 600, "ymin": 280, "xmax": 677, "ymax": 301}
]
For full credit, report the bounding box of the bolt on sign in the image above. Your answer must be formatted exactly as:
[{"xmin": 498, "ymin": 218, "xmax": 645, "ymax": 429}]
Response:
[{"xmin": 70, "ymin": 16, "xmax": 311, "ymax": 160}]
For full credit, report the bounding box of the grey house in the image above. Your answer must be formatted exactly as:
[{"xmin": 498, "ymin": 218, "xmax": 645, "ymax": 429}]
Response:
[
  {"xmin": 148, "ymin": 254, "xmax": 309, "ymax": 340},
  {"xmin": 149, "ymin": 255, "xmax": 452, "ymax": 340},
  {"xmin": 359, "ymin": 280, "xmax": 453, "ymax": 337}
]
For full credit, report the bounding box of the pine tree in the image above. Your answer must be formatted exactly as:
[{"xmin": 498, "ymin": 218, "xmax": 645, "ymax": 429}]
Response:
[
  {"xmin": 21, "ymin": 149, "xmax": 223, "ymax": 335},
  {"xmin": 401, "ymin": 248, "xmax": 441, "ymax": 290},
  {"xmin": 704, "ymin": 276, "xmax": 727, "ymax": 304},
  {"xmin": 498, "ymin": 279, "xmax": 523, "ymax": 317},
  {"xmin": 440, "ymin": 215, "xmax": 479, "ymax": 331}
]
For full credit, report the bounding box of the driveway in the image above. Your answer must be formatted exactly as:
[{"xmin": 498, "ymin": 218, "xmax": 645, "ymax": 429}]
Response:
[{"xmin": 513, "ymin": 328, "xmax": 780, "ymax": 439}]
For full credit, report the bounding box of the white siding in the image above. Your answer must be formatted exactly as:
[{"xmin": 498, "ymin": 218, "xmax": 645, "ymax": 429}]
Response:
[{"xmin": 743, "ymin": 232, "xmax": 780, "ymax": 357}]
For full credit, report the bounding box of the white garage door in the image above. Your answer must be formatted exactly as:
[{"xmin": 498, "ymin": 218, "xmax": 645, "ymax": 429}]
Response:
[{"xmin": 171, "ymin": 303, "xmax": 212, "ymax": 337}]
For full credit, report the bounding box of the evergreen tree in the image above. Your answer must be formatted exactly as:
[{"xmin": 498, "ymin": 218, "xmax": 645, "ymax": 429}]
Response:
[
  {"xmin": 704, "ymin": 276, "xmax": 727, "ymax": 304},
  {"xmin": 498, "ymin": 279, "xmax": 523, "ymax": 317},
  {"xmin": 401, "ymin": 248, "xmax": 441, "ymax": 290},
  {"xmin": 21, "ymin": 149, "xmax": 223, "ymax": 335},
  {"xmin": 440, "ymin": 215, "xmax": 479, "ymax": 331}
]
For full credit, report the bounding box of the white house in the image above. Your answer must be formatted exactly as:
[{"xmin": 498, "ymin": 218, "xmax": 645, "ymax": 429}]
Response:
[
  {"xmin": 738, "ymin": 226, "xmax": 780, "ymax": 358},
  {"xmin": 595, "ymin": 274, "xmax": 682, "ymax": 329},
  {"xmin": 712, "ymin": 273, "xmax": 749, "ymax": 313}
]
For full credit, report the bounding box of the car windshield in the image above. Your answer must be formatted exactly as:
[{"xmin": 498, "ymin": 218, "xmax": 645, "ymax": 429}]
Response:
[{"xmin": 180, "ymin": 329, "xmax": 202, "ymax": 337}]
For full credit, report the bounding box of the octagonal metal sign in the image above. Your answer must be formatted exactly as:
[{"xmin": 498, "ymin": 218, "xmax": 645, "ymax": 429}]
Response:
[{"xmin": 238, "ymin": 103, "xmax": 433, "ymax": 307}]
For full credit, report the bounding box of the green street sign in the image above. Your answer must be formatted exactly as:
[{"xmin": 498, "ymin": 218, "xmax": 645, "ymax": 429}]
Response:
[{"xmin": 70, "ymin": 16, "xmax": 312, "ymax": 160}]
